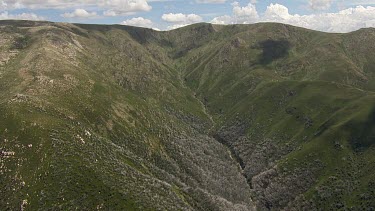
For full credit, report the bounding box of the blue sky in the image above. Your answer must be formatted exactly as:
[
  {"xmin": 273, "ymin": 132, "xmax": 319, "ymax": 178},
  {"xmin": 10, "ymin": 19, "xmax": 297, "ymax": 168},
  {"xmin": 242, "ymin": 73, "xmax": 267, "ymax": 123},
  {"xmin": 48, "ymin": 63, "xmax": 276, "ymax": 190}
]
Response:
[{"xmin": 0, "ymin": 0, "xmax": 374, "ymax": 32}]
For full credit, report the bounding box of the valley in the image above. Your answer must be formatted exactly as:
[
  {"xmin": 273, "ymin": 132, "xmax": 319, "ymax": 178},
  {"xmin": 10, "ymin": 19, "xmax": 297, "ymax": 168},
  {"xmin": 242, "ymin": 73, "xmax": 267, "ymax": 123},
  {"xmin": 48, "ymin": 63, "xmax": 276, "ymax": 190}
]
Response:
[{"xmin": 0, "ymin": 20, "xmax": 374, "ymax": 210}]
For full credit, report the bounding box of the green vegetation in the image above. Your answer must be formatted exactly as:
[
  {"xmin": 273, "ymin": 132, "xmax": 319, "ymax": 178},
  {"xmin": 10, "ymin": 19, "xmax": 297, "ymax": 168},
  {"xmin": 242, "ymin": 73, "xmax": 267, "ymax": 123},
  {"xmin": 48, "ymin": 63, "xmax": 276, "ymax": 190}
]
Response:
[{"xmin": 0, "ymin": 20, "xmax": 374, "ymax": 210}]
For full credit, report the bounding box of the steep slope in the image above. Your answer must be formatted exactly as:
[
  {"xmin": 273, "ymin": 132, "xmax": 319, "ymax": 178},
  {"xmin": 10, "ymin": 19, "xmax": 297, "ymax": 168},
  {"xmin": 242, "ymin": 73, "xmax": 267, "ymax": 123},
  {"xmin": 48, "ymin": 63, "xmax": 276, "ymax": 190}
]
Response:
[
  {"xmin": 0, "ymin": 21, "xmax": 254, "ymax": 210},
  {"xmin": 170, "ymin": 23, "xmax": 375, "ymax": 210},
  {"xmin": 0, "ymin": 20, "xmax": 374, "ymax": 211}
]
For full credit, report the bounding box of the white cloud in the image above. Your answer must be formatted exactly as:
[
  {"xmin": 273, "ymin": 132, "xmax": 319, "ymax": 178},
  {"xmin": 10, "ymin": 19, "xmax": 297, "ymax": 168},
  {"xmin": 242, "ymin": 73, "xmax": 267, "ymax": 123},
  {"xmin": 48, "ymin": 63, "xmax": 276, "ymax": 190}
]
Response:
[
  {"xmin": 162, "ymin": 13, "xmax": 202, "ymax": 23},
  {"xmin": 0, "ymin": 11, "xmax": 44, "ymax": 20},
  {"xmin": 102, "ymin": 0, "xmax": 152, "ymax": 16},
  {"xmin": 62, "ymin": 9, "xmax": 97, "ymax": 18},
  {"xmin": 211, "ymin": 2, "xmax": 258, "ymax": 24},
  {"xmin": 0, "ymin": 0, "xmax": 152, "ymax": 16},
  {"xmin": 309, "ymin": 0, "xmax": 333, "ymax": 10},
  {"xmin": 211, "ymin": 15, "xmax": 232, "ymax": 24},
  {"xmin": 211, "ymin": 2, "xmax": 375, "ymax": 33},
  {"xmin": 0, "ymin": 0, "xmax": 92, "ymax": 10},
  {"xmin": 0, "ymin": 0, "xmax": 374, "ymax": 33},
  {"xmin": 232, "ymin": 2, "xmax": 258, "ymax": 20},
  {"xmin": 121, "ymin": 17, "xmax": 153, "ymax": 28},
  {"xmin": 264, "ymin": 3, "xmax": 292, "ymax": 20},
  {"xmin": 162, "ymin": 13, "xmax": 203, "ymax": 29},
  {"xmin": 167, "ymin": 23, "xmax": 190, "ymax": 30}
]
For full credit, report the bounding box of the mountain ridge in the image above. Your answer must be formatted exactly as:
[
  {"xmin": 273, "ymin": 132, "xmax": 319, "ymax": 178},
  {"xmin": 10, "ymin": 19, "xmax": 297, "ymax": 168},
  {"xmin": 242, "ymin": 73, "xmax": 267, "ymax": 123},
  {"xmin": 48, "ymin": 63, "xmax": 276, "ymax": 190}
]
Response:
[{"xmin": 0, "ymin": 20, "xmax": 374, "ymax": 210}]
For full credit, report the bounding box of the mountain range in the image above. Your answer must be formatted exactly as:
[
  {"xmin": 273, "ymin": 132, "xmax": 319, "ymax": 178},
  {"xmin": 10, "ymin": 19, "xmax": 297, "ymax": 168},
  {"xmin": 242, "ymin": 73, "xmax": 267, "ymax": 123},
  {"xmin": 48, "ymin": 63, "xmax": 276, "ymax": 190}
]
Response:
[{"xmin": 0, "ymin": 20, "xmax": 374, "ymax": 210}]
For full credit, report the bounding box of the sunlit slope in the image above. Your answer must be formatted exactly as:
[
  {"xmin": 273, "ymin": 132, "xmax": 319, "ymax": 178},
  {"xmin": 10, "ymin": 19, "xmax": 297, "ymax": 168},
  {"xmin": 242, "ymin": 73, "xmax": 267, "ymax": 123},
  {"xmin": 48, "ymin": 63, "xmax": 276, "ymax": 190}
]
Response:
[
  {"xmin": 0, "ymin": 21, "xmax": 253, "ymax": 210},
  {"xmin": 173, "ymin": 23, "xmax": 375, "ymax": 210},
  {"xmin": 0, "ymin": 20, "xmax": 374, "ymax": 210}
]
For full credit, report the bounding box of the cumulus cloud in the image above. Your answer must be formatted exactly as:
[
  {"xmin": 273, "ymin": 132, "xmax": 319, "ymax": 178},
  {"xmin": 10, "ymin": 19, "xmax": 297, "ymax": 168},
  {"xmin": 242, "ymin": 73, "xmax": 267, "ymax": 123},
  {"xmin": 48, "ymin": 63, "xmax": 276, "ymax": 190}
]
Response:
[
  {"xmin": 211, "ymin": 2, "xmax": 375, "ymax": 33},
  {"xmin": 0, "ymin": 11, "xmax": 44, "ymax": 20},
  {"xmin": 309, "ymin": 0, "xmax": 333, "ymax": 10},
  {"xmin": 211, "ymin": 15, "xmax": 232, "ymax": 25},
  {"xmin": 162, "ymin": 13, "xmax": 203, "ymax": 29},
  {"xmin": 166, "ymin": 24, "xmax": 190, "ymax": 30},
  {"xmin": 62, "ymin": 9, "xmax": 97, "ymax": 18},
  {"xmin": 264, "ymin": 3, "xmax": 292, "ymax": 20},
  {"xmin": 0, "ymin": 0, "xmax": 152, "ymax": 16},
  {"xmin": 212, "ymin": 2, "xmax": 259, "ymax": 24},
  {"xmin": 121, "ymin": 17, "xmax": 153, "ymax": 28},
  {"xmin": 162, "ymin": 13, "xmax": 202, "ymax": 23},
  {"xmin": 232, "ymin": 2, "xmax": 258, "ymax": 21},
  {"xmin": 0, "ymin": 0, "xmax": 92, "ymax": 10},
  {"xmin": 102, "ymin": 0, "xmax": 152, "ymax": 16}
]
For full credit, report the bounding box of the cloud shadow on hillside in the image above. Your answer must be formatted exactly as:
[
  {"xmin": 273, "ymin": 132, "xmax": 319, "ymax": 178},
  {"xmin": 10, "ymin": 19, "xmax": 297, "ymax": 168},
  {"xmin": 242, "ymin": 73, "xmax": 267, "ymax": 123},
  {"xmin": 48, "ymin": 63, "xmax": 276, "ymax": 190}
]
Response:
[{"xmin": 257, "ymin": 39, "xmax": 291, "ymax": 65}]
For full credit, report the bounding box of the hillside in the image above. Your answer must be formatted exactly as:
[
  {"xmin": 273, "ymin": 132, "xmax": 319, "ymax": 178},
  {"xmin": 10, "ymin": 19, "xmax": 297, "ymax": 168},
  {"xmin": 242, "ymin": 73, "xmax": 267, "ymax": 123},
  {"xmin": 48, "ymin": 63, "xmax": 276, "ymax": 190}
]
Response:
[{"xmin": 0, "ymin": 20, "xmax": 374, "ymax": 210}]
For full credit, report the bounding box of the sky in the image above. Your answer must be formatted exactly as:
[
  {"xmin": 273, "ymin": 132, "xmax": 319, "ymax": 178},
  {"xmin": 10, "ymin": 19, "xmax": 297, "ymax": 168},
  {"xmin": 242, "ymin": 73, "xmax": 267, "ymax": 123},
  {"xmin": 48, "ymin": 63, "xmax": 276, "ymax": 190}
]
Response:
[{"xmin": 0, "ymin": 0, "xmax": 374, "ymax": 32}]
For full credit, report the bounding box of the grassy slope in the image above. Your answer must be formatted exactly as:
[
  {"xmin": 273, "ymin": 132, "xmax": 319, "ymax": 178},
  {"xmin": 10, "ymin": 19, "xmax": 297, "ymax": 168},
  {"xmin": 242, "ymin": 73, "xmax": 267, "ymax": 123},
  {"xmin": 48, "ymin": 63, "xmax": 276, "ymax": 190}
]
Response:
[
  {"xmin": 0, "ymin": 20, "xmax": 374, "ymax": 210},
  {"xmin": 0, "ymin": 21, "xmax": 253, "ymax": 210},
  {"xmin": 173, "ymin": 23, "xmax": 375, "ymax": 210}
]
